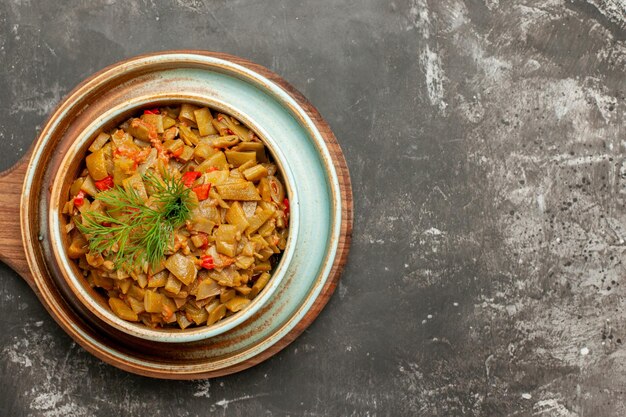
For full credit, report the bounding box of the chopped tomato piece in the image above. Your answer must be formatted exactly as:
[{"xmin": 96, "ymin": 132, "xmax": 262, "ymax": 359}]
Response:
[
  {"xmin": 143, "ymin": 108, "xmax": 160, "ymax": 115},
  {"xmin": 192, "ymin": 183, "xmax": 211, "ymax": 200},
  {"xmin": 200, "ymin": 255, "xmax": 215, "ymax": 270},
  {"xmin": 283, "ymin": 198, "xmax": 289, "ymax": 215},
  {"xmin": 94, "ymin": 175, "xmax": 114, "ymax": 191},
  {"xmin": 181, "ymin": 171, "xmax": 201, "ymax": 188},
  {"xmin": 74, "ymin": 190, "xmax": 86, "ymax": 207}
]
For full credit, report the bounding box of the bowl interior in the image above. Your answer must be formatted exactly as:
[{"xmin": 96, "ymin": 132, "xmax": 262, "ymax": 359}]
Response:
[{"xmin": 50, "ymin": 97, "xmax": 299, "ymax": 343}]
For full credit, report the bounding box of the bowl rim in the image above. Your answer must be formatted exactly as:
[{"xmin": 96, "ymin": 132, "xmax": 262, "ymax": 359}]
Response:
[{"xmin": 47, "ymin": 94, "xmax": 300, "ymax": 342}]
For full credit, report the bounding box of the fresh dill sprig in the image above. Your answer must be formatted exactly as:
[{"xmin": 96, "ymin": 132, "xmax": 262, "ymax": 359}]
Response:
[
  {"xmin": 76, "ymin": 171, "xmax": 195, "ymax": 271},
  {"xmin": 144, "ymin": 170, "xmax": 195, "ymax": 228}
]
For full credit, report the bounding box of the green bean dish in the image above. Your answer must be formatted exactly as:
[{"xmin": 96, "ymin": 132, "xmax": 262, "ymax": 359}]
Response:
[{"xmin": 63, "ymin": 104, "xmax": 290, "ymax": 329}]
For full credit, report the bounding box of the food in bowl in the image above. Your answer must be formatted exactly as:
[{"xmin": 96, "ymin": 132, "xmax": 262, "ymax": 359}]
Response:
[{"xmin": 62, "ymin": 104, "xmax": 290, "ymax": 329}]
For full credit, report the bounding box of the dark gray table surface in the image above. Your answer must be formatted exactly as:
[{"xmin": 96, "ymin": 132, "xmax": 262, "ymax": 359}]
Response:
[{"xmin": 1, "ymin": 1, "xmax": 625, "ymax": 416}]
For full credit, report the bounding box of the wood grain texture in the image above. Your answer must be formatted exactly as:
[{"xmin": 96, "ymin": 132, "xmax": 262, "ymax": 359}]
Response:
[{"xmin": 0, "ymin": 149, "xmax": 35, "ymax": 290}]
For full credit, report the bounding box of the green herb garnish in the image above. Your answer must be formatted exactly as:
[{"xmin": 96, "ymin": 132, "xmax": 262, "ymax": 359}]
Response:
[{"xmin": 76, "ymin": 171, "xmax": 195, "ymax": 271}]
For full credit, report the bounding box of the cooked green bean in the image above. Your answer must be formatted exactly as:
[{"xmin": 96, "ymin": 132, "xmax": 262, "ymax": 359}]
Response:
[
  {"xmin": 193, "ymin": 107, "xmax": 218, "ymax": 136},
  {"xmin": 243, "ymin": 164, "xmax": 269, "ymax": 182},
  {"xmin": 216, "ymin": 182, "xmax": 261, "ymax": 201},
  {"xmin": 225, "ymin": 150, "xmax": 256, "ymax": 167}
]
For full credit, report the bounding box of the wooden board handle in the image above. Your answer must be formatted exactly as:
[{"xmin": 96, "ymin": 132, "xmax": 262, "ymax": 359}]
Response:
[{"xmin": 0, "ymin": 151, "xmax": 36, "ymax": 289}]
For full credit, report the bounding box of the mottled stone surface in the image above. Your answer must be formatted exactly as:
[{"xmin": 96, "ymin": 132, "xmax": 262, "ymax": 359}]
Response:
[{"xmin": 1, "ymin": 0, "xmax": 625, "ymax": 416}]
